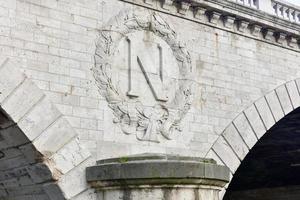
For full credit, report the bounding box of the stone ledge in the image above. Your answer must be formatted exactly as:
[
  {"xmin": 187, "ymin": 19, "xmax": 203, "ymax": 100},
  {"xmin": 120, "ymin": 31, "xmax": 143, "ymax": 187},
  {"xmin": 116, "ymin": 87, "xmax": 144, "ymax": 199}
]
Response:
[
  {"xmin": 86, "ymin": 153, "xmax": 230, "ymax": 188},
  {"xmin": 120, "ymin": 0, "xmax": 300, "ymax": 51},
  {"xmin": 96, "ymin": 153, "xmax": 216, "ymax": 164}
]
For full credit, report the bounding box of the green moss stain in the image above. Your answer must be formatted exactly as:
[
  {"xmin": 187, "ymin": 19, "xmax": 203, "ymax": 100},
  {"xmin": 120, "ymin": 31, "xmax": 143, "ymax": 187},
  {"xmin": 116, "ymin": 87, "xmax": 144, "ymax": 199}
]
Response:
[{"xmin": 119, "ymin": 157, "xmax": 129, "ymax": 163}]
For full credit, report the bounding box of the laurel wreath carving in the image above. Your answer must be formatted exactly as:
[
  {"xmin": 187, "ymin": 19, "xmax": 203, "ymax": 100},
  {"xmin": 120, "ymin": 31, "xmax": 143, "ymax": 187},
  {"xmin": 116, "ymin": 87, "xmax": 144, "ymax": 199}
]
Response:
[{"xmin": 93, "ymin": 9, "xmax": 193, "ymax": 142}]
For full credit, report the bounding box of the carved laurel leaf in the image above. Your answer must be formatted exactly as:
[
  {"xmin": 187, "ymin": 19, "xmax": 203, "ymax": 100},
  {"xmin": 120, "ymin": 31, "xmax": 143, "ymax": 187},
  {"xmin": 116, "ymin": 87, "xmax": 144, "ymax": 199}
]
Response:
[{"xmin": 93, "ymin": 9, "xmax": 193, "ymax": 143}]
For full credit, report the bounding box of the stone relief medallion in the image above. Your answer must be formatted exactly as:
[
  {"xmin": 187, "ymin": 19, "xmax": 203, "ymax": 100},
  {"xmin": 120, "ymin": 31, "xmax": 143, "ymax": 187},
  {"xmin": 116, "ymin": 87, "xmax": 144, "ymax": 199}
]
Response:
[{"xmin": 93, "ymin": 9, "xmax": 193, "ymax": 143}]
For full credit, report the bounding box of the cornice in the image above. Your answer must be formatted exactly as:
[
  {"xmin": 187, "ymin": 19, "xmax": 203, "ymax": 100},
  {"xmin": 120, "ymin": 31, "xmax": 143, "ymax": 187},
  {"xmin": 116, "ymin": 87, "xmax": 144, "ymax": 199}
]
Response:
[
  {"xmin": 202, "ymin": 0, "xmax": 300, "ymax": 34},
  {"xmin": 119, "ymin": 0, "xmax": 300, "ymax": 52}
]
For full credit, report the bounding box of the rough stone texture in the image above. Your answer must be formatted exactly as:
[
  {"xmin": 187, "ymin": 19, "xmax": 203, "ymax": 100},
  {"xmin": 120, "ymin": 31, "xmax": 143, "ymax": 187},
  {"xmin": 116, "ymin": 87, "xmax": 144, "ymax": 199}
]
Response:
[
  {"xmin": 97, "ymin": 187, "xmax": 222, "ymax": 200},
  {"xmin": 0, "ymin": 0, "xmax": 299, "ymax": 199},
  {"xmin": 87, "ymin": 154, "xmax": 229, "ymax": 200},
  {"xmin": 0, "ymin": 0, "xmax": 297, "ymax": 160},
  {"xmin": 87, "ymin": 154, "xmax": 229, "ymax": 185}
]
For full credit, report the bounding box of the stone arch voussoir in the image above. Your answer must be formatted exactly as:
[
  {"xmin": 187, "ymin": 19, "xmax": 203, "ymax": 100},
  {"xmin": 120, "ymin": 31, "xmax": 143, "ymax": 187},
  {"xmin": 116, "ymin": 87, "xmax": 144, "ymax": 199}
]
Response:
[
  {"xmin": 205, "ymin": 78, "xmax": 300, "ymax": 198},
  {"xmin": 0, "ymin": 58, "xmax": 96, "ymax": 200}
]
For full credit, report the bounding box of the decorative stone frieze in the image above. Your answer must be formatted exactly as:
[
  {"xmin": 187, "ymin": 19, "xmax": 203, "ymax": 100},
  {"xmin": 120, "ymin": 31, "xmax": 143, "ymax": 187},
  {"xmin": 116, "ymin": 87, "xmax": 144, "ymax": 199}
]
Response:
[
  {"xmin": 144, "ymin": 0, "xmax": 154, "ymax": 5},
  {"xmin": 178, "ymin": 1, "xmax": 191, "ymax": 15},
  {"xmin": 263, "ymin": 28, "xmax": 275, "ymax": 41},
  {"xmin": 86, "ymin": 154, "xmax": 230, "ymax": 200},
  {"xmin": 237, "ymin": 20, "xmax": 250, "ymax": 33},
  {"xmin": 194, "ymin": 7, "xmax": 207, "ymax": 21},
  {"xmin": 122, "ymin": 0, "xmax": 300, "ymax": 52},
  {"xmin": 223, "ymin": 16, "xmax": 236, "ymax": 29},
  {"xmin": 161, "ymin": 0, "xmax": 173, "ymax": 10},
  {"xmin": 275, "ymin": 32, "xmax": 287, "ymax": 44},
  {"xmin": 250, "ymin": 24, "xmax": 262, "ymax": 37},
  {"xmin": 287, "ymin": 36, "xmax": 298, "ymax": 48},
  {"xmin": 209, "ymin": 11, "xmax": 222, "ymax": 24}
]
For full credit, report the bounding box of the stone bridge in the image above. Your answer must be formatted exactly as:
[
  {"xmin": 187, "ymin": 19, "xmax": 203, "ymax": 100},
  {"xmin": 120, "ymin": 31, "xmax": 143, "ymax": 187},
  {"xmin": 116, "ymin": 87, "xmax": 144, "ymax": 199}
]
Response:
[{"xmin": 0, "ymin": 0, "xmax": 299, "ymax": 199}]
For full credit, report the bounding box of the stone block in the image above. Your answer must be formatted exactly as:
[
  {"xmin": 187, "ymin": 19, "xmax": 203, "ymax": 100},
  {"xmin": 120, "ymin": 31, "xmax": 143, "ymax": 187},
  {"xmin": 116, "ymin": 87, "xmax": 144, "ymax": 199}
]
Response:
[
  {"xmin": 265, "ymin": 90, "xmax": 284, "ymax": 122},
  {"xmin": 263, "ymin": 28, "xmax": 275, "ymax": 41},
  {"xmin": 276, "ymin": 84, "xmax": 293, "ymax": 115},
  {"xmin": 58, "ymin": 157, "xmax": 95, "ymax": 199},
  {"xmin": 212, "ymin": 136, "xmax": 240, "ymax": 173},
  {"xmin": 51, "ymin": 138, "xmax": 90, "ymax": 174},
  {"xmin": 223, "ymin": 16, "xmax": 236, "ymax": 29},
  {"xmin": 244, "ymin": 104, "xmax": 266, "ymax": 139},
  {"xmin": 233, "ymin": 113, "xmax": 257, "ymax": 149},
  {"xmin": 222, "ymin": 123, "xmax": 249, "ymax": 160},
  {"xmin": 250, "ymin": 24, "xmax": 262, "ymax": 37},
  {"xmin": 286, "ymin": 81, "xmax": 300, "ymax": 109},
  {"xmin": 209, "ymin": 11, "xmax": 222, "ymax": 24},
  {"xmin": 206, "ymin": 150, "xmax": 224, "ymax": 165},
  {"xmin": 2, "ymin": 79, "xmax": 44, "ymax": 122},
  {"xmin": 254, "ymin": 97, "xmax": 275, "ymax": 130},
  {"xmin": 0, "ymin": 58, "xmax": 26, "ymax": 104},
  {"xmin": 18, "ymin": 97, "xmax": 61, "ymax": 141},
  {"xmin": 194, "ymin": 7, "xmax": 207, "ymax": 21},
  {"xmin": 275, "ymin": 32, "xmax": 287, "ymax": 44},
  {"xmin": 33, "ymin": 117, "xmax": 76, "ymax": 156},
  {"xmin": 237, "ymin": 20, "xmax": 249, "ymax": 32}
]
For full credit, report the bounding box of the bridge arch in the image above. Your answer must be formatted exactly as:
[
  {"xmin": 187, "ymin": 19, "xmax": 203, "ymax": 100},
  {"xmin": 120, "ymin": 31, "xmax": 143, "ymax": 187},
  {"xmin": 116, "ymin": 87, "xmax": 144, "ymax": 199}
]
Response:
[
  {"xmin": 0, "ymin": 58, "xmax": 95, "ymax": 200},
  {"xmin": 205, "ymin": 78, "xmax": 300, "ymax": 199}
]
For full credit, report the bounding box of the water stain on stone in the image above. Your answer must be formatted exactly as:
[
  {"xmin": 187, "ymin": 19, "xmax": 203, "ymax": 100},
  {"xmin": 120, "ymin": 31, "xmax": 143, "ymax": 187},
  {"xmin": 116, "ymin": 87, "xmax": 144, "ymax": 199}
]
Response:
[
  {"xmin": 163, "ymin": 188, "xmax": 172, "ymax": 200},
  {"xmin": 194, "ymin": 189, "xmax": 200, "ymax": 200},
  {"xmin": 123, "ymin": 189, "xmax": 131, "ymax": 200}
]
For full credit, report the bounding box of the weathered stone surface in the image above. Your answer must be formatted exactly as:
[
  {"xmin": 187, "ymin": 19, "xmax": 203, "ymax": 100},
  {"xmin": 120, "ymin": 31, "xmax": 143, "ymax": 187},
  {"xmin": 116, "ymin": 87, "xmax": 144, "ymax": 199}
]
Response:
[
  {"xmin": 51, "ymin": 138, "xmax": 90, "ymax": 174},
  {"xmin": 1, "ymin": 79, "xmax": 44, "ymax": 122},
  {"xmin": 33, "ymin": 117, "xmax": 76, "ymax": 156},
  {"xmin": 212, "ymin": 137, "xmax": 241, "ymax": 173},
  {"xmin": 222, "ymin": 123, "xmax": 249, "ymax": 160},
  {"xmin": 0, "ymin": 59, "xmax": 26, "ymax": 104},
  {"xmin": 276, "ymin": 84, "xmax": 293, "ymax": 115},
  {"xmin": 0, "ymin": 0, "xmax": 299, "ymax": 199},
  {"xmin": 87, "ymin": 154, "xmax": 228, "ymax": 184},
  {"xmin": 87, "ymin": 154, "xmax": 229, "ymax": 200},
  {"xmin": 244, "ymin": 104, "xmax": 266, "ymax": 139},
  {"xmin": 254, "ymin": 97, "xmax": 275, "ymax": 130},
  {"xmin": 233, "ymin": 113, "xmax": 257, "ymax": 149},
  {"xmin": 286, "ymin": 81, "xmax": 300, "ymax": 109},
  {"xmin": 58, "ymin": 157, "xmax": 96, "ymax": 199},
  {"xmin": 18, "ymin": 97, "xmax": 61, "ymax": 141},
  {"xmin": 265, "ymin": 90, "xmax": 284, "ymax": 122}
]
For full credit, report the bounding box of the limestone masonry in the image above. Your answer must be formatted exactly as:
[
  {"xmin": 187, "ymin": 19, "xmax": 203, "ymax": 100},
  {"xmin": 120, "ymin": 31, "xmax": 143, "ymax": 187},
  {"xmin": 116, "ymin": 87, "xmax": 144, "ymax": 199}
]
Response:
[{"xmin": 0, "ymin": 0, "xmax": 299, "ymax": 199}]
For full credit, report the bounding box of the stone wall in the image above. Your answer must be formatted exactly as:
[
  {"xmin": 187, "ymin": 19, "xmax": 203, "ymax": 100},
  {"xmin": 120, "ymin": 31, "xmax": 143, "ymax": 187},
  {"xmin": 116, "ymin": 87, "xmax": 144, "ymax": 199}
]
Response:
[{"xmin": 0, "ymin": 0, "xmax": 299, "ymax": 171}]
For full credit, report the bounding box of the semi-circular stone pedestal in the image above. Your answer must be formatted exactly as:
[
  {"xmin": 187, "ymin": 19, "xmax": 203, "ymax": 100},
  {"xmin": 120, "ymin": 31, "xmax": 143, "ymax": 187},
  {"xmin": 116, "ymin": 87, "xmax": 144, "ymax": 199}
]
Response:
[{"xmin": 86, "ymin": 154, "xmax": 230, "ymax": 200}]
